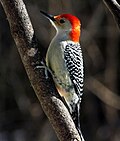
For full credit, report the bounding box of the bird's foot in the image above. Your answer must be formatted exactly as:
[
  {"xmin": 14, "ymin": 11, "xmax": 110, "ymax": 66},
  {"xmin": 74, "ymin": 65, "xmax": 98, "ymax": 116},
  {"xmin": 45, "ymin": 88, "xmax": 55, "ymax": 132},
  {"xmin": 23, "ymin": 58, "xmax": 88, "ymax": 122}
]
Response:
[{"xmin": 34, "ymin": 61, "xmax": 52, "ymax": 79}]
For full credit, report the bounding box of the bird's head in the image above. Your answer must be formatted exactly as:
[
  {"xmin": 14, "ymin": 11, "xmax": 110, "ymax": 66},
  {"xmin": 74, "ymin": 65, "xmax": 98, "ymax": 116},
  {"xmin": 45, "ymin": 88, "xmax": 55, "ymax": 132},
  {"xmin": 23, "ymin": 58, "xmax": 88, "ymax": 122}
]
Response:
[{"xmin": 40, "ymin": 11, "xmax": 81, "ymax": 42}]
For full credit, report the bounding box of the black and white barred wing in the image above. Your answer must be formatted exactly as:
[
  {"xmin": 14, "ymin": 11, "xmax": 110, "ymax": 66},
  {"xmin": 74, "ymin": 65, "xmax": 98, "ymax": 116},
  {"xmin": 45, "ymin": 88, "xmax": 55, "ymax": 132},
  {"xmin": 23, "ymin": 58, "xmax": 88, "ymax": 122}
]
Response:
[{"xmin": 64, "ymin": 43, "xmax": 84, "ymax": 101}]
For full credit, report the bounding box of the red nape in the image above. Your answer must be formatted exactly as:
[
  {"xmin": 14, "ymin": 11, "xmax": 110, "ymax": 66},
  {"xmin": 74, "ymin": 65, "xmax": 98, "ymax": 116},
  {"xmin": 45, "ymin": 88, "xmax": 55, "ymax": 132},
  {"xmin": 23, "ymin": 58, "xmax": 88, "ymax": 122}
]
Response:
[{"xmin": 61, "ymin": 14, "xmax": 81, "ymax": 42}]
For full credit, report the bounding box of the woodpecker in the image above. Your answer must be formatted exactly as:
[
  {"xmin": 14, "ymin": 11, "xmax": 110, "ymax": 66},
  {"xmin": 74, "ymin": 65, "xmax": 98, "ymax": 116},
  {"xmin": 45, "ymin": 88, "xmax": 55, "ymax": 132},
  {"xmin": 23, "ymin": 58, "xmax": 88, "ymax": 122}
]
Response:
[{"xmin": 41, "ymin": 11, "xmax": 84, "ymax": 140}]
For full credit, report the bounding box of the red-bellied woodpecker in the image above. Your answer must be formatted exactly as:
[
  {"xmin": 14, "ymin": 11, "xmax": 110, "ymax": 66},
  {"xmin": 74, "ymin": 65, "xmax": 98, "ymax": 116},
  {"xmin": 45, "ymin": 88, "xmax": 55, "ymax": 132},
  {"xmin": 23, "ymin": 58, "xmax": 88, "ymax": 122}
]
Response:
[{"xmin": 41, "ymin": 11, "xmax": 84, "ymax": 140}]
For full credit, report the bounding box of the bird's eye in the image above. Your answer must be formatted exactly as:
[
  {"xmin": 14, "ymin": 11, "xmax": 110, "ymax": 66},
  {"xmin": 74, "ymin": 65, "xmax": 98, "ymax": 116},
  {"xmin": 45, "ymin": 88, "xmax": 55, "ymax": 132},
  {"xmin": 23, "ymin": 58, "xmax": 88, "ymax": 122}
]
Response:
[{"xmin": 59, "ymin": 19, "xmax": 65, "ymax": 24}]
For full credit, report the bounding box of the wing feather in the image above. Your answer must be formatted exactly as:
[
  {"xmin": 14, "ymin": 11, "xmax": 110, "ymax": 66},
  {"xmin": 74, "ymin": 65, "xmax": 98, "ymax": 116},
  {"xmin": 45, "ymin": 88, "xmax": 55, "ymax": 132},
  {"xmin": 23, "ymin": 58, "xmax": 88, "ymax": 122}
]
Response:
[{"xmin": 64, "ymin": 42, "xmax": 84, "ymax": 101}]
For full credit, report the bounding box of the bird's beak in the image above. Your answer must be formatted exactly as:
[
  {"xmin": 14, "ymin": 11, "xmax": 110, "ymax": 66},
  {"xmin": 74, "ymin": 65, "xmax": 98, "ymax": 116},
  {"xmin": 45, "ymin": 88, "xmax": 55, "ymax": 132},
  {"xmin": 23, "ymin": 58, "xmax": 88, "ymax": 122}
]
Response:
[{"xmin": 40, "ymin": 11, "xmax": 56, "ymax": 22}]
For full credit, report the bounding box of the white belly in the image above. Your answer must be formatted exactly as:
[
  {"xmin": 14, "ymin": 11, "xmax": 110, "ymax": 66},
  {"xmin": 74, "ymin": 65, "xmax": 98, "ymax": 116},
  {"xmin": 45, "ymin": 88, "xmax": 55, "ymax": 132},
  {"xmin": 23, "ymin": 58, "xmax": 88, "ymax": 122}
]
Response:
[
  {"xmin": 46, "ymin": 40, "xmax": 79, "ymax": 112},
  {"xmin": 46, "ymin": 40, "xmax": 71, "ymax": 88}
]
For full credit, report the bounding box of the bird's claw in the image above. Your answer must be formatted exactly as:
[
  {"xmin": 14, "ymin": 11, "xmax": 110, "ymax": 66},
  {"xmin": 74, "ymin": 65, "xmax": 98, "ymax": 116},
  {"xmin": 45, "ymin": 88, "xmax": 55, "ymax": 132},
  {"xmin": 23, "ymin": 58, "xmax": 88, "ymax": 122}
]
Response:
[{"xmin": 34, "ymin": 61, "xmax": 53, "ymax": 79}]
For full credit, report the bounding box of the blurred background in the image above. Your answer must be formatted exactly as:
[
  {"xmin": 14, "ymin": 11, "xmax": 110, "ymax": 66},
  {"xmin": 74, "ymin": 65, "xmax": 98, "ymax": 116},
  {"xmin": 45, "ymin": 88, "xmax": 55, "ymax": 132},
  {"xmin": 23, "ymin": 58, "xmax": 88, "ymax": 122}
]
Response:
[{"xmin": 0, "ymin": 0, "xmax": 120, "ymax": 141}]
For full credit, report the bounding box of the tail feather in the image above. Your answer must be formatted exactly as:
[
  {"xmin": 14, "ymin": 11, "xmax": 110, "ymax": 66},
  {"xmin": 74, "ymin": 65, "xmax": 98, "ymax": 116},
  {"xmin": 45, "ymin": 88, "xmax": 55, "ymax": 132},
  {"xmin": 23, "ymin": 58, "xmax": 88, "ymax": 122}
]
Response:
[{"xmin": 71, "ymin": 103, "xmax": 85, "ymax": 141}]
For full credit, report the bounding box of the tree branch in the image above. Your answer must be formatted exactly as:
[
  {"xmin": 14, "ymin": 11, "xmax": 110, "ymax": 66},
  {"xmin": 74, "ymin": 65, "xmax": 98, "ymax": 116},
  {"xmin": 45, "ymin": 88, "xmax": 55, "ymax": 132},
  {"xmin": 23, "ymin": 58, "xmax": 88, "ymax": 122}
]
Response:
[
  {"xmin": 0, "ymin": 0, "xmax": 81, "ymax": 140},
  {"xmin": 103, "ymin": 0, "xmax": 120, "ymax": 29},
  {"xmin": 86, "ymin": 77, "xmax": 120, "ymax": 110}
]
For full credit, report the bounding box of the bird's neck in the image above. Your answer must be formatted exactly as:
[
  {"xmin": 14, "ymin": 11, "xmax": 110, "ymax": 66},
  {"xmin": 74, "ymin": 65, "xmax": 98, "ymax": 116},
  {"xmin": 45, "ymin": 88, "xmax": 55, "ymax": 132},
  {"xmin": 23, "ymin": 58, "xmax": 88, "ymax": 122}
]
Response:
[{"xmin": 70, "ymin": 27, "xmax": 80, "ymax": 42}]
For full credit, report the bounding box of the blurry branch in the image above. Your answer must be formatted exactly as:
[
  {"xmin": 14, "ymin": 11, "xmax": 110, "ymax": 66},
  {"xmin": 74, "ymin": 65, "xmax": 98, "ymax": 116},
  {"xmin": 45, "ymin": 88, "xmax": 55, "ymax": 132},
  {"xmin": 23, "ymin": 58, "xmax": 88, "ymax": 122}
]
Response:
[
  {"xmin": 0, "ymin": 0, "xmax": 81, "ymax": 140},
  {"xmin": 103, "ymin": 0, "xmax": 120, "ymax": 29},
  {"xmin": 86, "ymin": 77, "xmax": 120, "ymax": 110}
]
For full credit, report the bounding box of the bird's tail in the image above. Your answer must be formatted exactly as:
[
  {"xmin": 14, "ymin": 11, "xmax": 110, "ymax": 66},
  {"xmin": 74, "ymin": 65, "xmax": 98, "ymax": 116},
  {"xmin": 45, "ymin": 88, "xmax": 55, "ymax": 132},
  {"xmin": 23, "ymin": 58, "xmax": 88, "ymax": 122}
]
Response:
[{"xmin": 71, "ymin": 103, "xmax": 85, "ymax": 141}]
